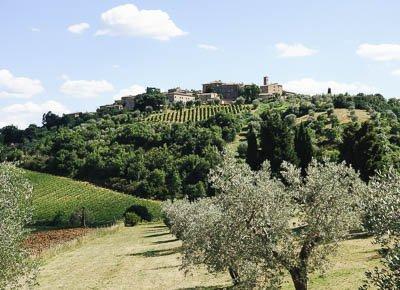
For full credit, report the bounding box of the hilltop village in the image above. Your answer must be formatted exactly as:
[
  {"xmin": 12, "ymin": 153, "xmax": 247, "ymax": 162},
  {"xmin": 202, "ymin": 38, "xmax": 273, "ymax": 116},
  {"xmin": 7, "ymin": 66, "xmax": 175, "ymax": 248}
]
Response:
[{"xmin": 67, "ymin": 76, "xmax": 295, "ymax": 117}]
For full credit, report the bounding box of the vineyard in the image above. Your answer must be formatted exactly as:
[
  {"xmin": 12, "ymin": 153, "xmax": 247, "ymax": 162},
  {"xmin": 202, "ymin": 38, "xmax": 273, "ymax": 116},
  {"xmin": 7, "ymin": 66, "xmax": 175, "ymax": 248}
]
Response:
[
  {"xmin": 25, "ymin": 170, "xmax": 161, "ymax": 227},
  {"xmin": 145, "ymin": 104, "xmax": 252, "ymax": 123}
]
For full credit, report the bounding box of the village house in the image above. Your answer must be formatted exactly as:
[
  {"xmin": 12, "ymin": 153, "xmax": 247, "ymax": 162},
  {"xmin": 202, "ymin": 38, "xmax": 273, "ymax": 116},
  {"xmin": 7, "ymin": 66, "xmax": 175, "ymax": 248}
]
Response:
[
  {"xmin": 166, "ymin": 87, "xmax": 195, "ymax": 103},
  {"xmin": 197, "ymin": 92, "xmax": 220, "ymax": 103},
  {"xmin": 121, "ymin": 95, "xmax": 137, "ymax": 110}
]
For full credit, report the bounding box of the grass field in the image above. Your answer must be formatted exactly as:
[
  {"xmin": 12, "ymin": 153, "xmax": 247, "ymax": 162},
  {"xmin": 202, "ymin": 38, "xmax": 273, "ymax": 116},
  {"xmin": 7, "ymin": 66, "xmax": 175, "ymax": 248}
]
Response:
[
  {"xmin": 25, "ymin": 170, "xmax": 161, "ymax": 227},
  {"xmin": 145, "ymin": 104, "xmax": 252, "ymax": 123},
  {"xmin": 297, "ymin": 108, "xmax": 370, "ymax": 124},
  {"xmin": 36, "ymin": 222, "xmax": 380, "ymax": 290}
]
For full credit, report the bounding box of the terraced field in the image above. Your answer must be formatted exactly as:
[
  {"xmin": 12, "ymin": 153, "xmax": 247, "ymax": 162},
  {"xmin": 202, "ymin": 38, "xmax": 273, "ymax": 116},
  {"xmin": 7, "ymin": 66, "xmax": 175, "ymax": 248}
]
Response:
[
  {"xmin": 25, "ymin": 170, "xmax": 161, "ymax": 227},
  {"xmin": 145, "ymin": 104, "xmax": 252, "ymax": 123}
]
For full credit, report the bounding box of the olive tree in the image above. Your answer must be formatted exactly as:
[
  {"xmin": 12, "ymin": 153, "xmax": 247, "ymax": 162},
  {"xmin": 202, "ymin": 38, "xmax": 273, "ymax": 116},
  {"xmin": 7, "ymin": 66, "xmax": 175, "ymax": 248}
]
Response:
[
  {"xmin": 362, "ymin": 168, "xmax": 400, "ymax": 289},
  {"xmin": 163, "ymin": 155, "xmax": 364, "ymax": 289},
  {"xmin": 0, "ymin": 163, "xmax": 36, "ymax": 288}
]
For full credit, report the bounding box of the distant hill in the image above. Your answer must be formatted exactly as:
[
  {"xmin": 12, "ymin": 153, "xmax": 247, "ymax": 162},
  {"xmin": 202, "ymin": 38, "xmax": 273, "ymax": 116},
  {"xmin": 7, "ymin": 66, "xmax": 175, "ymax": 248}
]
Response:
[{"xmin": 25, "ymin": 170, "xmax": 161, "ymax": 227}]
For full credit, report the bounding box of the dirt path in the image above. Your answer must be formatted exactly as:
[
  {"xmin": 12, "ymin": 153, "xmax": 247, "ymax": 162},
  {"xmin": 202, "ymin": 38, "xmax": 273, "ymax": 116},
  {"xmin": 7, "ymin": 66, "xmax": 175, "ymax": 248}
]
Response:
[{"xmin": 36, "ymin": 223, "xmax": 230, "ymax": 290}]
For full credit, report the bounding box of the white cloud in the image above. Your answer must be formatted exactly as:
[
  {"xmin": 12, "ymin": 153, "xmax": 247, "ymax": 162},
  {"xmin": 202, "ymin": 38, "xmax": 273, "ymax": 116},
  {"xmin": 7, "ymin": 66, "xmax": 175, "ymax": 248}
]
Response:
[
  {"xmin": 30, "ymin": 27, "xmax": 40, "ymax": 32},
  {"xmin": 198, "ymin": 44, "xmax": 218, "ymax": 51},
  {"xmin": 276, "ymin": 43, "xmax": 318, "ymax": 58},
  {"xmin": 0, "ymin": 69, "xmax": 44, "ymax": 99},
  {"xmin": 0, "ymin": 100, "xmax": 69, "ymax": 128},
  {"xmin": 357, "ymin": 43, "xmax": 400, "ymax": 61},
  {"xmin": 112, "ymin": 64, "xmax": 120, "ymax": 69},
  {"xmin": 113, "ymin": 84, "xmax": 145, "ymax": 100},
  {"xmin": 283, "ymin": 78, "xmax": 378, "ymax": 95},
  {"xmin": 60, "ymin": 78, "xmax": 114, "ymax": 98},
  {"xmin": 96, "ymin": 4, "xmax": 187, "ymax": 41},
  {"xmin": 392, "ymin": 69, "xmax": 400, "ymax": 76},
  {"xmin": 67, "ymin": 22, "xmax": 90, "ymax": 34}
]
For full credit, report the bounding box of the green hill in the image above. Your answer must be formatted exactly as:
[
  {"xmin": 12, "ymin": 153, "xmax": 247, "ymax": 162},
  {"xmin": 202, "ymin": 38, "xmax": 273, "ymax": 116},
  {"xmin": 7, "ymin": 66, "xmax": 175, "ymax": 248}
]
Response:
[{"xmin": 25, "ymin": 170, "xmax": 161, "ymax": 227}]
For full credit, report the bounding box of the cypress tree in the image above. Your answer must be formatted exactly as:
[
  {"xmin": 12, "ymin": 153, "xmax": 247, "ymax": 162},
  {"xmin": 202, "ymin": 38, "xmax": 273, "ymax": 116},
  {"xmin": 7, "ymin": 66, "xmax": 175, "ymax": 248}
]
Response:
[
  {"xmin": 295, "ymin": 123, "xmax": 314, "ymax": 174},
  {"xmin": 259, "ymin": 112, "xmax": 298, "ymax": 173},
  {"xmin": 246, "ymin": 127, "xmax": 259, "ymax": 170}
]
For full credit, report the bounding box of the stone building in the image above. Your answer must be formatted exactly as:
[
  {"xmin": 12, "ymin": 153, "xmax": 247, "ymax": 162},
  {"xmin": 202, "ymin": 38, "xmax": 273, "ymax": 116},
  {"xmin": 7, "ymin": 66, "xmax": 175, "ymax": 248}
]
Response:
[
  {"xmin": 98, "ymin": 103, "xmax": 123, "ymax": 113},
  {"xmin": 121, "ymin": 96, "xmax": 137, "ymax": 110},
  {"xmin": 166, "ymin": 87, "xmax": 195, "ymax": 103},
  {"xmin": 197, "ymin": 92, "xmax": 220, "ymax": 103},
  {"xmin": 259, "ymin": 76, "xmax": 283, "ymax": 98},
  {"xmin": 202, "ymin": 81, "xmax": 243, "ymax": 101}
]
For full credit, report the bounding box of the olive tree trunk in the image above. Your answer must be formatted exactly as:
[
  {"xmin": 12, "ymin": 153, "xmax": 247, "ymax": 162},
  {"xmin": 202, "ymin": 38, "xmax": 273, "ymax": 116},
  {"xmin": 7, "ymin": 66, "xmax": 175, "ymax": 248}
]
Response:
[{"xmin": 289, "ymin": 267, "xmax": 308, "ymax": 290}]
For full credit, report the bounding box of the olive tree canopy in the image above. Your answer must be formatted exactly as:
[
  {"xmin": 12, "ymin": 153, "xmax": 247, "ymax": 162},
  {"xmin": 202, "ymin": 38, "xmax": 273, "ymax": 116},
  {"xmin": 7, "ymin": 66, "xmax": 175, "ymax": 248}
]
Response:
[
  {"xmin": 0, "ymin": 163, "xmax": 36, "ymax": 289},
  {"xmin": 164, "ymin": 155, "xmax": 364, "ymax": 289}
]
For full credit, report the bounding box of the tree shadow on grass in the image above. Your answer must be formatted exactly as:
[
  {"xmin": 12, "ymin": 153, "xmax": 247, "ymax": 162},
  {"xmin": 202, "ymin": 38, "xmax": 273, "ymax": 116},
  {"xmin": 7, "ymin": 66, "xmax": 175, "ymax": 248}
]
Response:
[
  {"xmin": 148, "ymin": 264, "xmax": 180, "ymax": 271},
  {"xmin": 177, "ymin": 286, "xmax": 233, "ymax": 290},
  {"xmin": 144, "ymin": 232, "xmax": 171, "ymax": 238},
  {"xmin": 149, "ymin": 225, "xmax": 167, "ymax": 229},
  {"xmin": 152, "ymin": 238, "xmax": 179, "ymax": 244},
  {"xmin": 128, "ymin": 247, "xmax": 181, "ymax": 257}
]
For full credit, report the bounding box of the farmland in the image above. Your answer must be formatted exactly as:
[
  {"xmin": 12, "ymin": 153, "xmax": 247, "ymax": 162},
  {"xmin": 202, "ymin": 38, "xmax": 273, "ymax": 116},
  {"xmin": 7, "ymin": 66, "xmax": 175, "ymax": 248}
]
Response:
[
  {"xmin": 25, "ymin": 170, "xmax": 161, "ymax": 227},
  {"xmin": 145, "ymin": 104, "xmax": 252, "ymax": 122}
]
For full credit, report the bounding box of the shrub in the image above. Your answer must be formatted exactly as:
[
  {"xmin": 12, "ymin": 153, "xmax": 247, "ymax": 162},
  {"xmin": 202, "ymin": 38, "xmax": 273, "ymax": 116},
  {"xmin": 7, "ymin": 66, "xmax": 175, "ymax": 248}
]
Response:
[
  {"xmin": 124, "ymin": 212, "xmax": 141, "ymax": 227},
  {"xmin": 125, "ymin": 205, "xmax": 152, "ymax": 222},
  {"xmin": 50, "ymin": 211, "xmax": 65, "ymax": 226},
  {"xmin": 68, "ymin": 208, "xmax": 92, "ymax": 227}
]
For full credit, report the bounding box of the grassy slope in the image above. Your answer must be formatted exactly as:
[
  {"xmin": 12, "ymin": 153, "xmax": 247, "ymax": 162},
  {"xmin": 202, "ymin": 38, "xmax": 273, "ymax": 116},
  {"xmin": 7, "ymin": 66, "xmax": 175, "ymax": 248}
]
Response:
[
  {"xmin": 25, "ymin": 170, "xmax": 161, "ymax": 226},
  {"xmin": 36, "ymin": 223, "xmax": 380, "ymax": 290},
  {"xmin": 227, "ymin": 108, "xmax": 370, "ymax": 154},
  {"xmin": 297, "ymin": 108, "xmax": 370, "ymax": 124}
]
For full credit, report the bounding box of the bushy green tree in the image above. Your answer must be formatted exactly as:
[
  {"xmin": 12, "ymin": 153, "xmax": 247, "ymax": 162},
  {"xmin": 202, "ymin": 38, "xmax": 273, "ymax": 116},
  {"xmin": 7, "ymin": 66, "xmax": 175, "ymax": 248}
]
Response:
[
  {"xmin": 340, "ymin": 122, "xmax": 390, "ymax": 180},
  {"xmin": 0, "ymin": 163, "xmax": 36, "ymax": 288},
  {"xmin": 164, "ymin": 155, "xmax": 364, "ymax": 289},
  {"xmin": 259, "ymin": 112, "xmax": 298, "ymax": 173},
  {"xmin": 362, "ymin": 168, "xmax": 400, "ymax": 289}
]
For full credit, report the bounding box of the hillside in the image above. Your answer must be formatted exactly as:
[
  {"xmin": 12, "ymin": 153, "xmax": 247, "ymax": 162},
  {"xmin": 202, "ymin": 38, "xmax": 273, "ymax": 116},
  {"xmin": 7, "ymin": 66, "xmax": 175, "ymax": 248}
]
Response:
[
  {"xmin": 296, "ymin": 108, "xmax": 370, "ymax": 124},
  {"xmin": 144, "ymin": 104, "xmax": 252, "ymax": 123},
  {"xmin": 25, "ymin": 170, "xmax": 161, "ymax": 227}
]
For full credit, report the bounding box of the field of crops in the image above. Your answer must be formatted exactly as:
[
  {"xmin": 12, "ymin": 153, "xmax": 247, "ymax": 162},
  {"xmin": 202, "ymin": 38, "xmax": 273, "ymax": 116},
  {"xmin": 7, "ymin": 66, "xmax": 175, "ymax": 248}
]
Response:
[
  {"xmin": 145, "ymin": 104, "xmax": 252, "ymax": 123},
  {"xmin": 25, "ymin": 170, "xmax": 161, "ymax": 227}
]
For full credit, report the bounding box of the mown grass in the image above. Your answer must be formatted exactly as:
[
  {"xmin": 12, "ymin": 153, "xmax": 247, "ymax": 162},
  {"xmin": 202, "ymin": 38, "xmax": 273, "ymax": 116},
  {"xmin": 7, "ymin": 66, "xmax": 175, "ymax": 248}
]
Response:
[
  {"xmin": 25, "ymin": 170, "xmax": 162, "ymax": 227},
  {"xmin": 36, "ymin": 222, "xmax": 381, "ymax": 290}
]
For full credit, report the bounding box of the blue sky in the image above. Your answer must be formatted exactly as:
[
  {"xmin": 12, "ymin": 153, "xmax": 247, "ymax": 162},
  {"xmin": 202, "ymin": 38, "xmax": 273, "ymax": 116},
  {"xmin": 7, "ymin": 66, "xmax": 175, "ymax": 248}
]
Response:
[{"xmin": 1, "ymin": 0, "xmax": 400, "ymax": 128}]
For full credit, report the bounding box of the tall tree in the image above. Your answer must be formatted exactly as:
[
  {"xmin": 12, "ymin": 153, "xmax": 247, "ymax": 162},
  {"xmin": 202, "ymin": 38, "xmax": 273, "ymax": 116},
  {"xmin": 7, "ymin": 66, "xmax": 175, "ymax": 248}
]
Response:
[
  {"xmin": 295, "ymin": 123, "xmax": 314, "ymax": 174},
  {"xmin": 340, "ymin": 122, "xmax": 389, "ymax": 180},
  {"xmin": 246, "ymin": 127, "xmax": 259, "ymax": 170},
  {"xmin": 259, "ymin": 112, "xmax": 298, "ymax": 173}
]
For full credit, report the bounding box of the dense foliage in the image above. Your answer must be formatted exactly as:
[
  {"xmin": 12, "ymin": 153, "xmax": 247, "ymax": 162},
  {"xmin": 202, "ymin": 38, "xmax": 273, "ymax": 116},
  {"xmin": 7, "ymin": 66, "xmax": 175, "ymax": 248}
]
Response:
[
  {"xmin": 1, "ymin": 108, "xmax": 242, "ymax": 200},
  {"xmin": 0, "ymin": 163, "xmax": 36, "ymax": 289},
  {"xmin": 244, "ymin": 94, "xmax": 400, "ymax": 181},
  {"xmin": 163, "ymin": 155, "xmax": 364, "ymax": 289}
]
